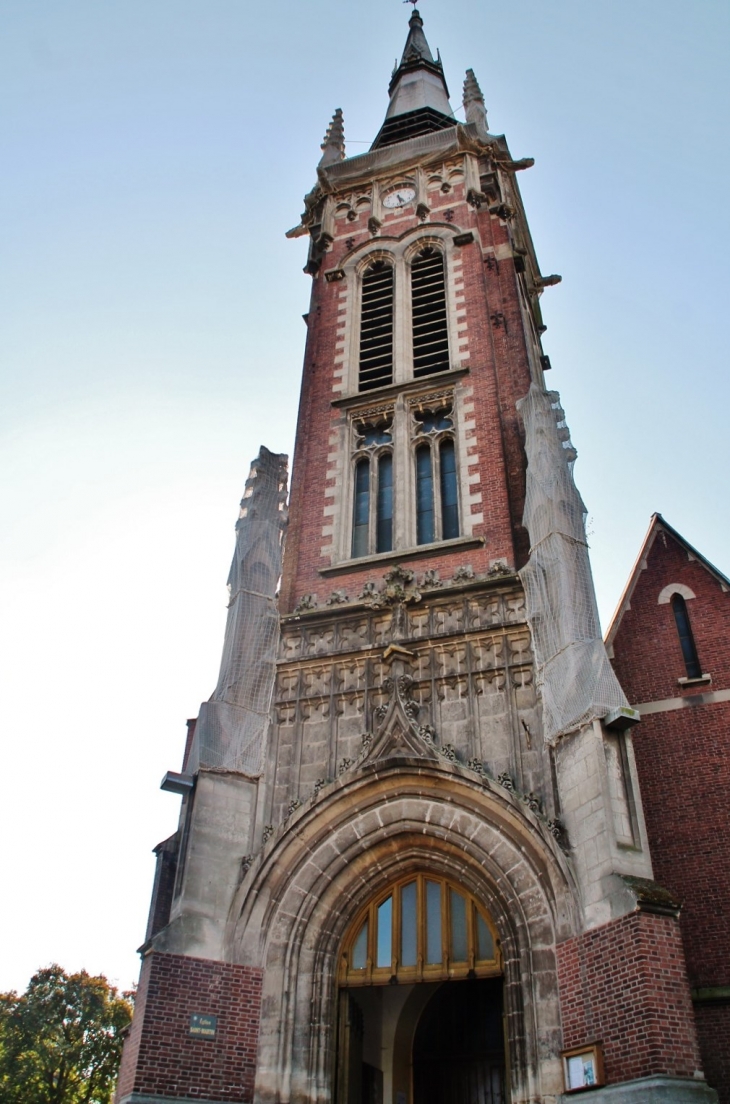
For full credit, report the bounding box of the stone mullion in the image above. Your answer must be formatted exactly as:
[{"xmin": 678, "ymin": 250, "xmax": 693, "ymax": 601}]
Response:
[{"xmin": 393, "ymin": 396, "xmax": 410, "ymax": 550}]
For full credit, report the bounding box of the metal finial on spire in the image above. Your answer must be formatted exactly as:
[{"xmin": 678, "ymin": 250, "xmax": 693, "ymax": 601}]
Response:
[
  {"xmin": 319, "ymin": 108, "xmax": 346, "ymax": 167},
  {"xmin": 463, "ymin": 68, "xmax": 489, "ymax": 138}
]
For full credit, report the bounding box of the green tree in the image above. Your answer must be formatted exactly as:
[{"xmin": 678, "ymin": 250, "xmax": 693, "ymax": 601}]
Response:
[{"xmin": 0, "ymin": 965, "xmax": 133, "ymax": 1104}]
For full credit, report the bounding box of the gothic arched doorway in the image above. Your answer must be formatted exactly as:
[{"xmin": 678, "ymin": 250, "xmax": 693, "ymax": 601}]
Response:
[{"xmin": 337, "ymin": 874, "xmax": 505, "ymax": 1104}]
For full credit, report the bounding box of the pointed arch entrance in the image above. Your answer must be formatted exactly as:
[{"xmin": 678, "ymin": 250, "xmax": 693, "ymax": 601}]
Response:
[
  {"xmin": 228, "ymin": 760, "xmax": 578, "ymax": 1104},
  {"xmin": 336, "ymin": 875, "xmax": 505, "ymax": 1104}
]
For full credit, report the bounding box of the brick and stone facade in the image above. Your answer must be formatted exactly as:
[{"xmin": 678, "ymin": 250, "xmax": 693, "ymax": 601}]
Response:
[
  {"xmin": 116, "ymin": 14, "xmax": 721, "ymax": 1104},
  {"xmin": 607, "ymin": 515, "xmax": 730, "ymax": 1103}
]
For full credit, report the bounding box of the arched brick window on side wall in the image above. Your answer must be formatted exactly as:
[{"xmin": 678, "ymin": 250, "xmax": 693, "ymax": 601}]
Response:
[
  {"xmin": 359, "ymin": 260, "xmax": 394, "ymax": 392},
  {"xmin": 671, "ymin": 593, "xmax": 702, "ymax": 679},
  {"xmin": 411, "ymin": 246, "xmax": 450, "ymax": 377}
]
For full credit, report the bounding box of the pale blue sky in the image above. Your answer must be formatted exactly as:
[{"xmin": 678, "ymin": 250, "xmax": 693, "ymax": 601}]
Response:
[{"xmin": 1, "ymin": 0, "xmax": 728, "ymax": 994}]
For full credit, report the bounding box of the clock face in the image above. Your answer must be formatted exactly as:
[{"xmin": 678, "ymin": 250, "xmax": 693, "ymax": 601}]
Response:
[{"xmin": 383, "ymin": 186, "xmax": 416, "ymax": 209}]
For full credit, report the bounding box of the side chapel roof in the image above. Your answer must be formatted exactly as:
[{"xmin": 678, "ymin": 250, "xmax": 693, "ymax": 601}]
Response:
[{"xmin": 605, "ymin": 513, "xmax": 730, "ymax": 648}]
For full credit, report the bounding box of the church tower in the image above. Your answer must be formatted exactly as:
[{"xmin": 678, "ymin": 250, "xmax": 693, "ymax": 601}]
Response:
[{"xmin": 116, "ymin": 12, "xmax": 717, "ymax": 1104}]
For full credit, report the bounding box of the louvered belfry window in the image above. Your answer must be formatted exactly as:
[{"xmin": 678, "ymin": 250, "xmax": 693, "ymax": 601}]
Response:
[
  {"xmin": 359, "ymin": 260, "xmax": 394, "ymax": 391},
  {"xmin": 412, "ymin": 246, "xmax": 449, "ymax": 377}
]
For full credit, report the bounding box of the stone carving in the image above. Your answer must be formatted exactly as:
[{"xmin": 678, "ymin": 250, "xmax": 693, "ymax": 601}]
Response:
[
  {"xmin": 240, "ymin": 854, "xmax": 255, "ymax": 879},
  {"xmin": 262, "ymin": 824, "xmax": 274, "ymax": 844},
  {"xmin": 338, "ymin": 757, "xmax": 354, "ymax": 775},
  {"xmin": 295, "ymin": 594, "xmax": 318, "ymax": 613},
  {"xmin": 452, "ymin": 564, "xmax": 475, "ymax": 582},
  {"xmin": 360, "ymin": 665, "xmax": 439, "ymax": 766},
  {"xmin": 488, "ymin": 559, "xmax": 513, "ymax": 577},
  {"xmin": 466, "ymin": 757, "xmax": 484, "ymax": 775},
  {"xmin": 327, "ymin": 589, "xmax": 349, "ymax": 605},
  {"xmin": 361, "ymin": 732, "xmax": 373, "ymax": 752},
  {"xmin": 408, "ymin": 389, "xmax": 454, "ymax": 413},
  {"xmin": 435, "ymin": 605, "xmax": 464, "ymax": 633},
  {"xmin": 421, "ymin": 569, "xmax": 442, "ymax": 589},
  {"xmin": 498, "ymin": 771, "xmax": 515, "ymax": 792},
  {"xmin": 302, "ymin": 667, "xmax": 332, "ymax": 698},
  {"xmin": 281, "ymin": 631, "xmax": 304, "ymax": 659},
  {"xmin": 304, "ymin": 627, "xmax": 334, "ymax": 655},
  {"xmin": 359, "ymin": 580, "xmax": 380, "ymax": 601},
  {"xmin": 523, "ymin": 791, "xmax": 541, "ymax": 814},
  {"xmin": 286, "ymin": 797, "xmax": 303, "ymax": 818},
  {"xmin": 313, "ymin": 778, "xmax": 328, "ymax": 796},
  {"xmin": 547, "ymin": 818, "xmax": 569, "ymax": 851},
  {"xmin": 418, "ymin": 723, "xmax": 437, "ymax": 745},
  {"xmin": 440, "ymin": 743, "xmax": 458, "ymax": 763}
]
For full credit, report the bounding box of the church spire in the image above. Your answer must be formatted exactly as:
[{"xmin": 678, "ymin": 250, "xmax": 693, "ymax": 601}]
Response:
[
  {"xmin": 319, "ymin": 108, "xmax": 346, "ymax": 167},
  {"xmin": 371, "ymin": 9, "xmax": 454, "ymax": 150},
  {"xmin": 463, "ymin": 68, "xmax": 489, "ymax": 139}
]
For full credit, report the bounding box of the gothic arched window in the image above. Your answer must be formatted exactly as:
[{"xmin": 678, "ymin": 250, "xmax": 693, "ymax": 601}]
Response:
[
  {"xmin": 352, "ymin": 458, "xmax": 371, "ymax": 558},
  {"xmin": 359, "ymin": 260, "xmax": 394, "ymax": 392},
  {"xmin": 341, "ymin": 874, "xmax": 501, "ymax": 985},
  {"xmin": 414, "ymin": 407, "xmax": 459, "ymax": 545},
  {"xmin": 415, "ymin": 444, "xmax": 434, "ymax": 544},
  {"xmin": 439, "ymin": 438, "xmax": 459, "ymax": 540},
  {"xmin": 411, "ymin": 246, "xmax": 449, "ymax": 377},
  {"xmin": 671, "ymin": 593, "xmax": 702, "ymax": 679},
  {"xmin": 376, "ymin": 452, "xmax": 393, "ymax": 553},
  {"xmin": 351, "ymin": 420, "xmax": 394, "ymax": 558}
]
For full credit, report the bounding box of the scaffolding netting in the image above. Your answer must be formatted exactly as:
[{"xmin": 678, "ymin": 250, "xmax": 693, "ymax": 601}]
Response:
[
  {"xmin": 186, "ymin": 446, "xmax": 288, "ymax": 777},
  {"xmin": 517, "ymin": 384, "xmax": 629, "ymax": 745}
]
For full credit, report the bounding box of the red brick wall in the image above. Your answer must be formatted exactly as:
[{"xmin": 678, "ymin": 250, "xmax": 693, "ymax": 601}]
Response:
[
  {"xmin": 695, "ymin": 1004, "xmax": 730, "ymax": 1104},
  {"xmin": 116, "ymin": 952, "xmax": 263, "ymax": 1103},
  {"xmin": 609, "ymin": 525, "xmax": 730, "ymax": 1100},
  {"xmin": 280, "ymin": 172, "xmax": 536, "ymax": 614},
  {"xmin": 623, "ymin": 705, "xmax": 730, "ymax": 990},
  {"xmin": 556, "ymin": 911, "xmax": 701, "ymax": 1085}
]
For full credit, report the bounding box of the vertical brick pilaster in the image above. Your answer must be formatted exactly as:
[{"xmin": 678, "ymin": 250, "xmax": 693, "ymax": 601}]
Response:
[
  {"xmin": 557, "ymin": 911, "xmax": 701, "ymax": 1086},
  {"xmin": 115, "ymin": 953, "xmax": 263, "ymax": 1103}
]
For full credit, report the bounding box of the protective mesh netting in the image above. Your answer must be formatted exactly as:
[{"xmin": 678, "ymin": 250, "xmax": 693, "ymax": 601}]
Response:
[
  {"xmin": 186, "ymin": 446, "xmax": 288, "ymax": 777},
  {"xmin": 517, "ymin": 384, "xmax": 629, "ymax": 745}
]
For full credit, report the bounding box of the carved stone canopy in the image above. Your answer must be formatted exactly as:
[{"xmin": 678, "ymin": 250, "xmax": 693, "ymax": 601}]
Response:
[{"xmin": 360, "ymin": 653, "xmax": 438, "ymax": 766}]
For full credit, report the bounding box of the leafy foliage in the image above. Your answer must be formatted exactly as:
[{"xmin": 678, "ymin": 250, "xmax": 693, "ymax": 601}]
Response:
[{"xmin": 0, "ymin": 965, "xmax": 133, "ymax": 1104}]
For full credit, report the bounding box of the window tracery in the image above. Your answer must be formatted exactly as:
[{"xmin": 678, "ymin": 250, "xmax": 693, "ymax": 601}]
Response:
[{"xmin": 341, "ymin": 873, "xmax": 501, "ymax": 985}]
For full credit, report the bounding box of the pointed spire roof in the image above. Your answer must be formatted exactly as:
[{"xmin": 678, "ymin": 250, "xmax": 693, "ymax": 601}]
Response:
[
  {"xmin": 395, "ymin": 6, "xmax": 439, "ymax": 74},
  {"xmin": 463, "ymin": 68, "xmax": 489, "ymax": 138},
  {"xmin": 371, "ymin": 9, "xmax": 455, "ymax": 150},
  {"xmin": 319, "ymin": 108, "xmax": 345, "ymax": 167}
]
